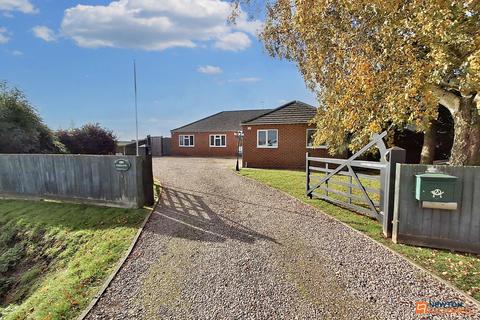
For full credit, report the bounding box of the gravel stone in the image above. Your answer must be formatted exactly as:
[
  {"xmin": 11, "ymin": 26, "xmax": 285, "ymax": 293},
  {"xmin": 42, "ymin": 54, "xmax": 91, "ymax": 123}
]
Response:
[{"xmin": 86, "ymin": 157, "xmax": 480, "ymax": 319}]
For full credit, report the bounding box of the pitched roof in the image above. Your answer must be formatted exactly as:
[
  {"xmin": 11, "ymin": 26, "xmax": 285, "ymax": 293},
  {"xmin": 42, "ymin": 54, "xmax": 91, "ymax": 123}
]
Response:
[
  {"xmin": 116, "ymin": 139, "xmax": 147, "ymax": 147},
  {"xmin": 242, "ymin": 100, "xmax": 317, "ymax": 125},
  {"xmin": 116, "ymin": 140, "xmax": 134, "ymax": 147},
  {"xmin": 171, "ymin": 109, "xmax": 271, "ymax": 133}
]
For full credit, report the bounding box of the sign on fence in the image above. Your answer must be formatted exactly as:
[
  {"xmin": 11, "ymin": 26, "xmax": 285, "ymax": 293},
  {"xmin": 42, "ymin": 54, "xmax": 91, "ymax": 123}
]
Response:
[{"xmin": 114, "ymin": 158, "xmax": 132, "ymax": 171}]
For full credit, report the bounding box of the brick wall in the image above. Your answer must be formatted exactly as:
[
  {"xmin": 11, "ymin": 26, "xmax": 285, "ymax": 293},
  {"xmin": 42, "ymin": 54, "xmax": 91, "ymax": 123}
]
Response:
[
  {"xmin": 170, "ymin": 131, "xmax": 239, "ymax": 157},
  {"xmin": 242, "ymin": 123, "xmax": 328, "ymax": 169}
]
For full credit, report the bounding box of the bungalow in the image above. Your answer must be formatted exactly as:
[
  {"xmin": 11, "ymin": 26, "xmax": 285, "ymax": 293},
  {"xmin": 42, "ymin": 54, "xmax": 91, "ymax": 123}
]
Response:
[
  {"xmin": 170, "ymin": 109, "xmax": 270, "ymax": 157},
  {"xmin": 241, "ymin": 100, "xmax": 328, "ymax": 169}
]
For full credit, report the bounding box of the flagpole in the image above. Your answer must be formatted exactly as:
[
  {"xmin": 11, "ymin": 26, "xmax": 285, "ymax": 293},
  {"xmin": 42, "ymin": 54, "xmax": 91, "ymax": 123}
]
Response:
[{"xmin": 134, "ymin": 60, "xmax": 139, "ymax": 156}]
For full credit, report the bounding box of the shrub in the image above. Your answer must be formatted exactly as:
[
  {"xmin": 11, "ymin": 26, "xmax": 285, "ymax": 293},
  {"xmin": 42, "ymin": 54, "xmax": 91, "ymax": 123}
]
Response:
[
  {"xmin": 57, "ymin": 123, "xmax": 117, "ymax": 155},
  {"xmin": 0, "ymin": 81, "xmax": 65, "ymax": 154}
]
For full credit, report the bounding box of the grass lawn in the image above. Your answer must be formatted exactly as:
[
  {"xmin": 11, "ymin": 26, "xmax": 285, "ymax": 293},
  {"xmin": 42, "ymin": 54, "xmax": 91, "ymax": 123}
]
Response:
[
  {"xmin": 0, "ymin": 199, "xmax": 149, "ymax": 320},
  {"xmin": 239, "ymin": 168, "xmax": 480, "ymax": 302}
]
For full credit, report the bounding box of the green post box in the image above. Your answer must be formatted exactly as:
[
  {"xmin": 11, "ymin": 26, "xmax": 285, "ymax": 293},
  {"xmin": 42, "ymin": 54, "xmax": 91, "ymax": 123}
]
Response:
[{"xmin": 415, "ymin": 172, "xmax": 458, "ymax": 210}]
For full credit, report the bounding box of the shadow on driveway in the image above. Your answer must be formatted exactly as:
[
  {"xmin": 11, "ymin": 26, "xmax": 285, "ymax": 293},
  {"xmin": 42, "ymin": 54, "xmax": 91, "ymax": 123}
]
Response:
[
  {"xmin": 169, "ymin": 185, "xmax": 317, "ymax": 218},
  {"xmin": 148, "ymin": 187, "xmax": 278, "ymax": 244}
]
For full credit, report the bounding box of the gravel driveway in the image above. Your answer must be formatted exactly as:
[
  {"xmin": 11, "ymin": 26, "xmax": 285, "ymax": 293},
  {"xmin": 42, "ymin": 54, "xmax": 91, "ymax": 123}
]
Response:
[{"xmin": 87, "ymin": 157, "xmax": 479, "ymax": 319}]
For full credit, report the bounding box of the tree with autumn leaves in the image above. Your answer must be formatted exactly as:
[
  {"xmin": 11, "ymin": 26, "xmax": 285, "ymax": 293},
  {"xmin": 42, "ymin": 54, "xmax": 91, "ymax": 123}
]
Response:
[{"xmin": 233, "ymin": 0, "xmax": 480, "ymax": 165}]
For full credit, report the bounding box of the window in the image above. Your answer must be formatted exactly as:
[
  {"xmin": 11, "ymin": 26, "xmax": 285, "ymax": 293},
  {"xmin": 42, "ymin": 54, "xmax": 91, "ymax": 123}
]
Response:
[
  {"xmin": 257, "ymin": 129, "xmax": 278, "ymax": 148},
  {"xmin": 210, "ymin": 134, "xmax": 226, "ymax": 147},
  {"xmin": 179, "ymin": 135, "xmax": 194, "ymax": 147},
  {"xmin": 306, "ymin": 129, "xmax": 327, "ymax": 149},
  {"xmin": 306, "ymin": 129, "xmax": 316, "ymax": 148}
]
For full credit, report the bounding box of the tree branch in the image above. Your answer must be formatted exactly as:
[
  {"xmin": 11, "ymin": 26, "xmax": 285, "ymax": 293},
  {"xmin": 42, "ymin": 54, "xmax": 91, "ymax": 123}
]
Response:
[
  {"xmin": 474, "ymin": 93, "xmax": 479, "ymax": 113},
  {"xmin": 429, "ymin": 85, "xmax": 460, "ymax": 114}
]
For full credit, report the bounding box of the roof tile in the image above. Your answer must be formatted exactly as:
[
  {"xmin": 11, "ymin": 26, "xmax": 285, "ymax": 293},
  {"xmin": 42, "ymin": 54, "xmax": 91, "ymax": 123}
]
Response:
[
  {"xmin": 242, "ymin": 101, "xmax": 317, "ymax": 125},
  {"xmin": 171, "ymin": 109, "xmax": 271, "ymax": 133}
]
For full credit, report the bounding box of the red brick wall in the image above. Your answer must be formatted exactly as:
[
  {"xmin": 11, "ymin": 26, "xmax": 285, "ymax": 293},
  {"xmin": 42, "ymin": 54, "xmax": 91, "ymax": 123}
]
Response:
[
  {"xmin": 241, "ymin": 124, "xmax": 328, "ymax": 169},
  {"xmin": 170, "ymin": 131, "xmax": 239, "ymax": 157}
]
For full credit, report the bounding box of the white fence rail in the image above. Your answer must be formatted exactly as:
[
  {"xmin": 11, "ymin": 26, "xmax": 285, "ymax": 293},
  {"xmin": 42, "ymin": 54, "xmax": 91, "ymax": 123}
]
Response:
[{"xmin": 306, "ymin": 132, "xmax": 405, "ymax": 237}]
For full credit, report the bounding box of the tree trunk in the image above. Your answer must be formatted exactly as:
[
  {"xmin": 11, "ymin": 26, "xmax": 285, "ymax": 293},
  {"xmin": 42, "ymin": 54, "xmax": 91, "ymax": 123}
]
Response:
[
  {"xmin": 449, "ymin": 95, "xmax": 480, "ymax": 166},
  {"xmin": 420, "ymin": 120, "xmax": 437, "ymax": 164}
]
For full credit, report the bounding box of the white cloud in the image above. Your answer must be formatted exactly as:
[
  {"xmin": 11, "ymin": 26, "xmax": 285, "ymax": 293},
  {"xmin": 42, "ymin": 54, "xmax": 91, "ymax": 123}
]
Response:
[
  {"xmin": 11, "ymin": 49, "xmax": 23, "ymax": 56},
  {"xmin": 228, "ymin": 77, "xmax": 261, "ymax": 83},
  {"xmin": 0, "ymin": 27, "xmax": 10, "ymax": 44},
  {"xmin": 214, "ymin": 31, "xmax": 251, "ymax": 51},
  {"xmin": 197, "ymin": 65, "xmax": 223, "ymax": 74},
  {"xmin": 60, "ymin": 0, "xmax": 259, "ymax": 51},
  {"xmin": 0, "ymin": 0, "xmax": 37, "ymax": 13},
  {"xmin": 32, "ymin": 25, "xmax": 57, "ymax": 42}
]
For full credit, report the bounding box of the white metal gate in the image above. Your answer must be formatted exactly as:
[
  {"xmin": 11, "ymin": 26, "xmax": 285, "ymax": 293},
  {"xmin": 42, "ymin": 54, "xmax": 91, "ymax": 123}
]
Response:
[{"xmin": 306, "ymin": 132, "xmax": 405, "ymax": 237}]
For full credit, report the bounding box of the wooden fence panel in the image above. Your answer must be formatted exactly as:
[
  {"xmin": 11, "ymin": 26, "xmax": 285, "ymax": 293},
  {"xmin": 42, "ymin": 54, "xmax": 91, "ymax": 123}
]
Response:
[
  {"xmin": 0, "ymin": 154, "xmax": 153, "ymax": 208},
  {"xmin": 150, "ymin": 136, "xmax": 163, "ymax": 156},
  {"xmin": 162, "ymin": 137, "xmax": 172, "ymax": 156},
  {"xmin": 392, "ymin": 164, "xmax": 480, "ymax": 254}
]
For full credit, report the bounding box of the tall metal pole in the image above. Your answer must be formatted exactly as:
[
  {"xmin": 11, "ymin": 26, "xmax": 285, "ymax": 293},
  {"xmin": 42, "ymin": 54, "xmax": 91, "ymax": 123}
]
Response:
[{"xmin": 134, "ymin": 60, "xmax": 139, "ymax": 156}]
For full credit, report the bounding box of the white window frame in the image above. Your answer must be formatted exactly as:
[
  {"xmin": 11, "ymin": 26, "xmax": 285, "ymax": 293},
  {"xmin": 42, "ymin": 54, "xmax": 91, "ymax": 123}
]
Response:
[
  {"xmin": 306, "ymin": 129, "xmax": 327, "ymax": 149},
  {"xmin": 179, "ymin": 135, "xmax": 195, "ymax": 147},
  {"xmin": 209, "ymin": 134, "xmax": 227, "ymax": 148},
  {"xmin": 257, "ymin": 129, "xmax": 278, "ymax": 148}
]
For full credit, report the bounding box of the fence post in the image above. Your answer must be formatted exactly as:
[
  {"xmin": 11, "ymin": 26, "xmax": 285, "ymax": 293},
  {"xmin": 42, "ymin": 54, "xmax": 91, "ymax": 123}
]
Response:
[
  {"xmin": 382, "ymin": 147, "xmax": 406, "ymax": 238},
  {"xmin": 348, "ymin": 174, "xmax": 353, "ymax": 204},
  {"xmin": 143, "ymin": 154, "xmax": 155, "ymax": 206},
  {"xmin": 146, "ymin": 135, "xmax": 152, "ymax": 156},
  {"xmin": 306, "ymin": 152, "xmax": 312, "ymax": 198},
  {"xmin": 325, "ymin": 162, "xmax": 329, "ymax": 197}
]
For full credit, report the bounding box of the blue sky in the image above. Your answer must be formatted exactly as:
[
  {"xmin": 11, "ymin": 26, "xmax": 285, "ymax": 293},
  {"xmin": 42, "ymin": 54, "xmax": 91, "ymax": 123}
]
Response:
[{"xmin": 0, "ymin": 0, "xmax": 316, "ymax": 140}]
